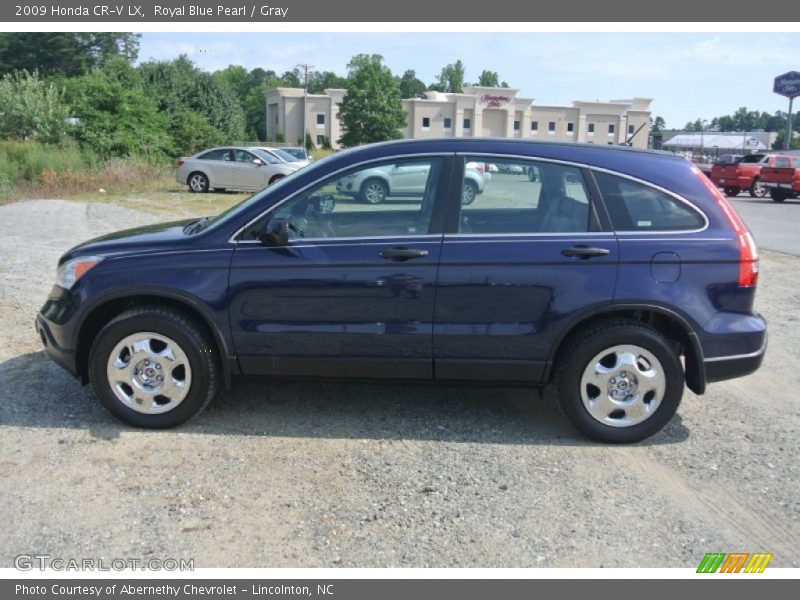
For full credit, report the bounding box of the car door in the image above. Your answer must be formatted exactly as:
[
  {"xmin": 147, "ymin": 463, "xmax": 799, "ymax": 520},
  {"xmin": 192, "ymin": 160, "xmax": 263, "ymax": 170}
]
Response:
[
  {"xmin": 233, "ymin": 149, "xmax": 266, "ymax": 190},
  {"xmin": 196, "ymin": 148, "xmax": 234, "ymax": 187},
  {"xmin": 389, "ymin": 162, "xmax": 432, "ymax": 195},
  {"xmin": 228, "ymin": 155, "xmax": 451, "ymax": 380},
  {"xmin": 432, "ymin": 155, "xmax": 619, "ymax": 383}
]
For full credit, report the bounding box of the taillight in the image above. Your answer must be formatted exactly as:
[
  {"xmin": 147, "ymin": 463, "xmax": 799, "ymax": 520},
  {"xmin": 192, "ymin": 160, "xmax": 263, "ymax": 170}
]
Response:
[
  {"xmin": 177, "ymin": 160, "xmax": 184, "ymax": 167},
  {"xmin": 692, "ymin": 165, "xmax": 759, "ymax": 287}
]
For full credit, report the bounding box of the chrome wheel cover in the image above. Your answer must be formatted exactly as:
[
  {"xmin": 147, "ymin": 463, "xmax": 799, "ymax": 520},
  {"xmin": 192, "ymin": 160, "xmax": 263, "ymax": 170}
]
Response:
[
  {"xmin": 579, "ymin": 344, "xmax": 666, "ymax": 428},
  {"xmin": 189, "ymin": 174, "xmax": 206, "ymax": 192},
  {"xmin": 106, "ymin": 332, "xmax": 192, "ymax": 414},
  {"xmin": 363, "ymin": 181, "xmax": 386, "ymax": 203}
]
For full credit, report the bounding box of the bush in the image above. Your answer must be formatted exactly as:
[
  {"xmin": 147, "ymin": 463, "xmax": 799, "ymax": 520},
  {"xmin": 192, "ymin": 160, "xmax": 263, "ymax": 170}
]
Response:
[{"xmin": 0, "ymin": 70, "xmax": 71, "ymax": 144}]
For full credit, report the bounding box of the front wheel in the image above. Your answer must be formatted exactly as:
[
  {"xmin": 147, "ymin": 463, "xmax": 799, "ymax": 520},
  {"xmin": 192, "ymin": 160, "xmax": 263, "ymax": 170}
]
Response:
[
  {"xmin": 770, "ymin": 189, "xmax": 786, "ymax": 203},
  {"xmin": 88, "ymin": 306, "xmax": 219, "ymax": 428},
  {"xmin": 749, "ymin": 178, "xmax": 766, "ymax": 198},
  {"xmin": 461, "ymin": 180, "xmax": 478, "ymax": 205},
  {"xmin": 555, "ymin": 321, "xmax": 683, "ymax": 443},
  {"xmin": 269, "ymin": 174, "xmax": 285, "ymax": 186}
]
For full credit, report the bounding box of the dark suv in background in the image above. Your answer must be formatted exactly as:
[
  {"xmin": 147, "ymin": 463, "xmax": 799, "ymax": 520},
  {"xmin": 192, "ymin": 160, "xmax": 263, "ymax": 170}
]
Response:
[{"xmin": 36, "ymin": 139, "xmax": 766, "ymax": 443}]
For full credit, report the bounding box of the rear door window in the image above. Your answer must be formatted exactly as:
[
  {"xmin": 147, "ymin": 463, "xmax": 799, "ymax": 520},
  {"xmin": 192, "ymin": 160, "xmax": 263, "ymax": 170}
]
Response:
[
  {"xmin": 594, "ymin": 171, "xmax": 705, "ymax": 232},
  {"xmin": 459, "ymin": 158, "xmax": 592, "ymax": 234},
  {"xmin": 198, "ymin": 149, "xmax": 233, "ymax": 161}
]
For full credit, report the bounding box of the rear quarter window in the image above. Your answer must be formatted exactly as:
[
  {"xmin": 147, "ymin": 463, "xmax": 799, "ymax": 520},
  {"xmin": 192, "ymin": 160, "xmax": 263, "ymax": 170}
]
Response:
[
  {"xmin": 594, "ymin": 171, "xmax": 705, "ymax": 232},
  {"xmin": 775, "ymin": 157, "xmax": 793, "ymax": 168}
]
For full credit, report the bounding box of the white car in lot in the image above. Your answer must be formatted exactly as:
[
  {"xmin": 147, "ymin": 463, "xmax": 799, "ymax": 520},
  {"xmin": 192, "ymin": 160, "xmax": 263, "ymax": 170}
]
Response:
[
  {"xmin": 336, "ymin": 160, "xmax": 489, "ymax": 204},
  {"xmin": 255, "ymin": 146, "xmax": 312, "ymax": 168},
  {"xmin": 176, "ymin": 147, "xmax": 301, "ymax": 193}
]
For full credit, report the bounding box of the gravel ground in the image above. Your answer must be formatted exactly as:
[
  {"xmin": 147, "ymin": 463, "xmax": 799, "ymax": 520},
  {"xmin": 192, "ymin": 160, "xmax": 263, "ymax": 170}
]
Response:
[{"xmin": 0, "ymin": 199, "xmax": 798, "ymax": 568}]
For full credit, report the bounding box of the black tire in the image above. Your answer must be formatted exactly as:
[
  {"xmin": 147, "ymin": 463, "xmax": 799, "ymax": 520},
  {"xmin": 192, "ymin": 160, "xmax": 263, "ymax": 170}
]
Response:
[
  {"xmin": 724, "ymin": 187, "xmax": 739, "ymax": 197},
  {"xmin": 359, "ymin": 178, "xmax": 388, "ymax": 204},
  {"xmin": 269, "ymin": 174, "xmax": 285, "ymax": 186},
  {"xmin": 88, "ymin": 306, "xmax": 220, "ymax": 429},
  {"xmin": 461, "ymin": 180, "xmax": 478, "ymax": 205},
  {"xmin": 187, "ymin": 172, "xmax": 209, "ymax": 193},
  {"xmin": 770, "ymin": 189, "xmax": 786, "ymax": 203},
  {"xmin": 555, "ymin": 320, "xmax": 684, "ymax": 443},
  {"xmin": 749, "ymin": 178, "xmax": 766, "ymax": 198}
]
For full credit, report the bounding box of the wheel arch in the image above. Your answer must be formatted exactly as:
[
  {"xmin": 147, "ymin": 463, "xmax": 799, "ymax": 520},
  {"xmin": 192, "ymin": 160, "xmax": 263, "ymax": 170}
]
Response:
[
  {"xmin": 360, "ymin": 174, "xmax": 391, "ymax": 195},
  {"xmin": 546, "ymin": 304, "xmax": 706, "ymax": 395},
  {"xmin": 75, "ymin": 289, "xmax": 234, "ymax": 389}
]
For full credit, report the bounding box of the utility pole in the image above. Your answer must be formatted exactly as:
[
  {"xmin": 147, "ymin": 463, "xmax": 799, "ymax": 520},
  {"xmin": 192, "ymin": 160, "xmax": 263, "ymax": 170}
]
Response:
[{"xmin": 296, "ymin": 63, "xmax": 314, "ymax": 149}]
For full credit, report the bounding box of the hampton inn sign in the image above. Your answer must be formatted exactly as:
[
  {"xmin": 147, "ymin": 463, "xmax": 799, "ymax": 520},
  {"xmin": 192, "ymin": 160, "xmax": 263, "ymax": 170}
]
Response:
[{"xmin": 264, "ymin": 85, "xmax": 653, "ymax": 150}]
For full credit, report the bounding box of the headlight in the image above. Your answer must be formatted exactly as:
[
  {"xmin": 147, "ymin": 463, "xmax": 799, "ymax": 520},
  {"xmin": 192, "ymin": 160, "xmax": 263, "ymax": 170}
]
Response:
[{"xmin": 56, "ymin": 256, "xmax": 103, "ymax": 289}]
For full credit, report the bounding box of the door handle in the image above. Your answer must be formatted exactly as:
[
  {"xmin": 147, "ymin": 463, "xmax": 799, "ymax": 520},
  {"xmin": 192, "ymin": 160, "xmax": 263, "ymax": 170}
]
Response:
[
  {"xmin": 379, "ymin": 247, "xmax": 430, "ymax": 261},
  {"xmin": 561, "ymin": 245, "xmax": 611, "ymax": 258}
]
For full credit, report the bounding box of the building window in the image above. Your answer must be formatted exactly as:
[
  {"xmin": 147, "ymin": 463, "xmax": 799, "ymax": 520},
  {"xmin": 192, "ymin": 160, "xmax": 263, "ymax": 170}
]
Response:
[
  {"xmin": 513, "ymin": 120, "xmax": 521, "ymax": 131},
  {"xmin": 316, "ymin": 113, "xmax": 325, "ymax": 127},
  {"xmin": 531, "ymin": 121, "xmax": 538, "ymax": 132},
  {"xmin": 316, "ymin": 135, "xmax": 325, "ymax": 146},
  {"xmin": 463, "ymin": 117, "xmax": 471, "ymax": 130},
  {"xmin": 567, "ymin": 122, "xmax": 575, "ymax": 133},
  {"xmin": 588, "ymin": 122, "xmax": 595, "ymax": 135},
  {"xmin": 548, "ymin": 122, "xmax": 556, "ymax": 134},
  {"xmin": 444, "ymin": 117, "xmax": 452, "ymax": 130},
  {"xmin": 422, "ymin": 117, "xmax": 430, "ymax": 130},
  {"xmin": 608, "ymin": 123, "xmax": 616, "ymax": 135},
  {"xmin": 628, "ymin": 124, "xmax": 635, "ymax": 135}
]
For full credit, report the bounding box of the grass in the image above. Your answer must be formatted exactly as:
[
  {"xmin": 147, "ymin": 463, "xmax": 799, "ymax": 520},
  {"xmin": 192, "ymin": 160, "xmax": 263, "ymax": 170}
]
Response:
[{"xmin": 2, "ymin": 146, "xmax": 334, "ymax": 220}]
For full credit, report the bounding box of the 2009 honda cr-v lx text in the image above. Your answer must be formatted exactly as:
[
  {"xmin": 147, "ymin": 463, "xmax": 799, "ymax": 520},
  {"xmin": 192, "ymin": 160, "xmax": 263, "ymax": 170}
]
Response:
[{"xmin": 36, "ymin": 139, "xmax": 767, "ymax": 443}]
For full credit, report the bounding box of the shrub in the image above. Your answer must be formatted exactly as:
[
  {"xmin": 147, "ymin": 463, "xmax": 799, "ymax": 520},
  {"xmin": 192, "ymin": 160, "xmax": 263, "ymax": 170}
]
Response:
[{"xmin": 0, "ymin": 70, "xmax": 71, "ymax": 144}]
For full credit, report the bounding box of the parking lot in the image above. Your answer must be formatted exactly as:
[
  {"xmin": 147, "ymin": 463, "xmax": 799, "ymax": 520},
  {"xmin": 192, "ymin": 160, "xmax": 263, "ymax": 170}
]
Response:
[{"xmin": 0, "ymin": 192, "xmax": 798, "ymax": 568}]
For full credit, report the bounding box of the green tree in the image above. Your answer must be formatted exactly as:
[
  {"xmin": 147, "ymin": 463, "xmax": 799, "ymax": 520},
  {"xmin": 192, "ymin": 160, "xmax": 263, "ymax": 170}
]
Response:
[
  {"xmin": 65, "ymin": 58, "xmax": 171, "ymax": 158},
  {"xmin": 307, "ymin": 71, "xmax": 347, "ymax": 94},
  {"xmin": 139, "ymin": 56, "xmax": 245, "ymax": 143},
  {"xmin": 398, "ymin": 69, "xmax": 426, "ymax": 99},
  {"xmin": 772, "ymin": 129, "xmax": 800, "ymax": 150},
  {"xmin": 0, "ymin": 70, "xmax": 70, "ymax": 143},
  {"xmin": 0, "ymin": 33, "xmax": 139, "ymax": 77},
  {"xmin": 436, "ymin": 60, "xmax": 465, "ymax": 93},
  {"xmin": 170, "ymin": 110, "xmax": 226, "ymax": 155},
  {"xmin": 337, "ymin": 54, "xmax": 406, "ymax": 148},
  {"xmin": 476, "ymin": 70, "xmax": 500, "ymax": 87},
  {"xmin": 650, "ymin": 116, "xmax": 666, "ymax": 133}
]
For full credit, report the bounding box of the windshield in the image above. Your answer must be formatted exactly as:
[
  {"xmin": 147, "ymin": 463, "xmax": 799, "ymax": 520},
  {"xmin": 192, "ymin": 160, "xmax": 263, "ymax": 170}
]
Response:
[
  {"xmin": 281, "ymin": 148, "xmax": 306, "ymax": 160},
  {"xmin": 270, "ymin": 148, "xmax": 300, "ymax": 162}
]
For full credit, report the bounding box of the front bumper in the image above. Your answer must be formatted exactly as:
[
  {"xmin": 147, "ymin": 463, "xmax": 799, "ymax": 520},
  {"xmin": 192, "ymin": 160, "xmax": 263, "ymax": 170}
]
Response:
[{"xmin": 35, "ymin": 313, "xmax": 79, "ymax": 379}]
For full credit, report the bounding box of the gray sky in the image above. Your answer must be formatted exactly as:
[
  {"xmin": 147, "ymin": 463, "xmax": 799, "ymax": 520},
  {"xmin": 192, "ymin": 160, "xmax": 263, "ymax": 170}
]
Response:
[{"xmin": 138, "ymin": 32, "xmax": 800, "ymax": 128}]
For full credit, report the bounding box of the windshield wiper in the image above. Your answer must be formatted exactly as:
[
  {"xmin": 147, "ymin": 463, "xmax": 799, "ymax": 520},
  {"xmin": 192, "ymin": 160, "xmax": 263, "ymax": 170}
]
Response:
[{"xmin": 183, "ymin": 216, "xmax": 211, "ymax": 235}]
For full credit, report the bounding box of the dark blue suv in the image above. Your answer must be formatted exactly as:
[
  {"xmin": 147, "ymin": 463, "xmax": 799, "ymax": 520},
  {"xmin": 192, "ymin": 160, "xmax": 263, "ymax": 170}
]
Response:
[{"xmin": 36, "ymin": 139, "xmax": 766, "ymax": 442}]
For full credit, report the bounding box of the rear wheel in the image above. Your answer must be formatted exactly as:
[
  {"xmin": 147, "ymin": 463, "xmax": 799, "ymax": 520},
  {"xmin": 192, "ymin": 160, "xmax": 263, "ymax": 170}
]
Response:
[
  {"xmin": 555, "ymin": 321, "xmax": 683, "ymax": 443},
  {"xmin": 724, "ymin": 187, "xmax": 739, "ymax": 197},
  {"xmin": 188, "ymin": 172, "xmax": 209, "ymax": 193},
  {"xmin": 88, "ymin": 306, "xmax": 219, "ymax": 428},
  {"xmin": 770, "ymin": 189, "xmax": 786, "ymax": 203},
  {"xmin": 749, "ymin": 178, "xmax": 766, "ymax": 198}
]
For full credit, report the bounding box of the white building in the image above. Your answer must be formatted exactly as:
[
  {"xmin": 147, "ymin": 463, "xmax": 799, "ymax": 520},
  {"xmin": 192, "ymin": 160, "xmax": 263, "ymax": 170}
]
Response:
[{"xmin": 265, "ymin": 86, "xmax": 653, "ymax": 149}]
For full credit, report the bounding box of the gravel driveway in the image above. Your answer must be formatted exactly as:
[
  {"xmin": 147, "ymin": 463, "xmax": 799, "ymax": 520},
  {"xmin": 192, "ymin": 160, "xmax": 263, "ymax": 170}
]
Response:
[{"xmin": 0, "ymin": 199, "xmax": 798, "ymax": 568}]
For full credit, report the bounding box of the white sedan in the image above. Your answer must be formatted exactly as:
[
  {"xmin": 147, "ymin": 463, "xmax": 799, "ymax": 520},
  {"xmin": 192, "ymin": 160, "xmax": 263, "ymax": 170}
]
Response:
[{"xmin": 176, "ymin": 147, "xmax": 300, "ymax": 193}]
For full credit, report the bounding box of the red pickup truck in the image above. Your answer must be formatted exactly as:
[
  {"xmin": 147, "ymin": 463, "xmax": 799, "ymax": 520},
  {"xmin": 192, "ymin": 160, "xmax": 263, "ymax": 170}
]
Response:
[
  {"xmin": 710, "ymin": 153, "xmax": 769, "ymax": 197},
  {"xmin": 761, "ymin": 155, "xmax": 800, "ymax": 202}
]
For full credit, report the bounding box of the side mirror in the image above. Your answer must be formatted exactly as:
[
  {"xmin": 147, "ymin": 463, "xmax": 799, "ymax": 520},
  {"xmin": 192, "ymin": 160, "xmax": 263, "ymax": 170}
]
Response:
[
  {"xmin": 252, "ymin": 158, "xmax": 264, "ymax": 166},
  {"xmin": 259, "ymin": 218, "xmax": 290, "ymax": 247}
]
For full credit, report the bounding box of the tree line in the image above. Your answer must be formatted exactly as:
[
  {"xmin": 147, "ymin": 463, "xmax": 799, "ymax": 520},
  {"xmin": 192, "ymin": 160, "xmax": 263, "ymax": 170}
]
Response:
[{"xmin": 0, "ymin": 33, "xmax": 517, "ymax": 159}]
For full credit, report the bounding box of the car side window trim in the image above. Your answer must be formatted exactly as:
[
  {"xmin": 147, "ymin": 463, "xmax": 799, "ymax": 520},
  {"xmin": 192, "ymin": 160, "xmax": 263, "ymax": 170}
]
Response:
[{"xmin": 229, "ymin": 153, "xmax": 455, "ymax": 244}]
